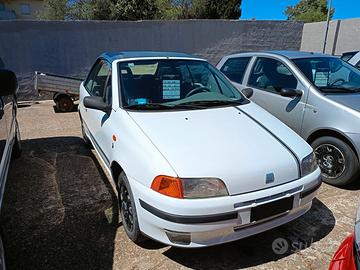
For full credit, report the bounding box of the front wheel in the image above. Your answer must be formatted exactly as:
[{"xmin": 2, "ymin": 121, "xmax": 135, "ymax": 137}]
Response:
[
  {"xmin": 117, "ymin": 172, "xmax": 145, "ymax": 243},
  {"xmin": 312, "ymin": 136, "xmax": 359, "ymax": 186}
]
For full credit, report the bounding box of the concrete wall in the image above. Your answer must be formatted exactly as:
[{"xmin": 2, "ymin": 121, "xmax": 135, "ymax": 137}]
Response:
[
  {"xmin": 301, "ymin": 18, "xmax": 360, "ymax": 55},
  {"xmin": 0, "ymin": 20, "xmax": 303, "ymax": 98}
]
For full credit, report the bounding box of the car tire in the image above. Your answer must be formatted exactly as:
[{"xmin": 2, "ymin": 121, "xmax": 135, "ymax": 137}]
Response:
[
  {"xmin": 311, "ymin": 136, "xmax": 359, "ymax": 186},
  {"xmin": 56, "ymin": 96, "xmax": 74, "ymax": 112},
  {"xmin": 117, "ymin": 172, "xmax": 145, "ymax": 243},
  {"xmin": 11, "ymin": 121, "xmax": 21, "ymax": 160}
]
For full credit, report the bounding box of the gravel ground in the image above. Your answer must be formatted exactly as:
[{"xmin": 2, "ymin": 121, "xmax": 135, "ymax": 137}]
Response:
[{"xmin": 1, "ymin": 100, "xmax": 360, "ymax": 270}]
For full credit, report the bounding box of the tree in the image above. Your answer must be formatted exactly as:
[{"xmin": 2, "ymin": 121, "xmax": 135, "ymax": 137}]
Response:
[
  {"xmin": 69, "ymin": 0, "xmax": 158, "ymax": 20},
  {"xmin": 69, "ymin": 0, "xmax": 113, "ymax": 20},
  {"xmin": 154, "ymin": 0, "xmax": 182, "ymax": 20},
  {"xmin": 110, "ymin": 0, "xmax": 158, "ymax": 20},
  {"xmin": 284, "ymin": 0, "xmax": 335, "ymax": 23},
  {"xmin": 192, "ymin": 0, "xmax": 242, "ymax": 19},
  {"xmin": 38, "ymin": 0, "xmax": 68, "ymax": 20},
  {"xmin": 38, "ymin": 0, "xmax": 242, "ymax": 20},
  {"xmin": 156, "ymin": 0, "xmax": 242, "ymax": 20}
]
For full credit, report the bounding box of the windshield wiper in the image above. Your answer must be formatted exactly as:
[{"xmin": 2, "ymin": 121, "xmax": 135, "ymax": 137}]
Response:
[
  {"xmin": 178, "ymin": 100, "xmax": 244, "ymax": 107},
  {"xmin": 124, "ymin": 103, "xmax": 205, "ymax": 110},
  {"xmin": 319, "ymin": 86, "xmax": 360, "ymax": 93},
  {"xmin": 124, "ymin": 103, "xmax": 173, "ymax": 110}
]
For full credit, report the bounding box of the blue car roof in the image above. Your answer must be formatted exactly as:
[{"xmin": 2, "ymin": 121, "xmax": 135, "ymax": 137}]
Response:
[{"xmin": 99, "ymin": 51, "xmax": 198, "ymax": 63}]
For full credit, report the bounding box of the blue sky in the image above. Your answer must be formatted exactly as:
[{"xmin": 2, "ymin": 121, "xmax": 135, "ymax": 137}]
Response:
[{"xmin": 241, "ymin": 0, "xmax": 360, "ymax": 20}]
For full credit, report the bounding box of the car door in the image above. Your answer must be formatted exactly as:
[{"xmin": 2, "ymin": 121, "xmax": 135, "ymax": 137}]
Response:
[
  {"xmin": 0, "ymin": 96, "xmax": 8, "ymax": 180},
  {"xmin": 218, "ymin": 56, "xmax": 252, "ymax": 88},
  {"xmin": 244, "ymin": 56, "xmax": 307, "ymax": 134},
  {"xmin": 0, "ymin": 93, "xmax": 15, "ymax": 201},
  {"xmin": 80, "ymin": 60, "xmax": 113, "ymax": 167}
]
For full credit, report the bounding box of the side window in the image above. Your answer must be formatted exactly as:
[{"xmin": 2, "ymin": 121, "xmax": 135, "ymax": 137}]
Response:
[
  {"xmin": 248, "ymin": 57, "xmax": 298, "ymax": 93},
  {"xmin": 220, "ymin": 57, "xmax": 251, "ymax": 84},
  {"xmin": 85, "ymin": 60, "xmax": 111, "ymax": 97},
  {"xmin": 85, "ymin": 61, "xmax": 101, "ymax": 92},
  {"xmin": 103, "ymin": 73, "xmax": 112, "ymax": 106},
  {"xmin": 92, "ymin": 63, "xmax": 111, "ymax": 97},
  {"xmin": 356, "ymin": 61, "xmax": 360, "ymax": 69}
]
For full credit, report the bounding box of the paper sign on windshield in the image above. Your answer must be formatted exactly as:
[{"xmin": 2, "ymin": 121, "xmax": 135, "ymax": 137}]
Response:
[
  {"xmin": 314, "ymin": 71, "xmax": 329, "ymax": 87},
  {"xmin": 163, "ymin": 80, "xmax": 180, "ymax": 99}
]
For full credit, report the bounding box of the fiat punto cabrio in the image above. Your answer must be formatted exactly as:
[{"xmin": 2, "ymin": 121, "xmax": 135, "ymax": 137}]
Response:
[{"xmin": 79, "ymin": 51, "xmax": 321, "ymax": 247}]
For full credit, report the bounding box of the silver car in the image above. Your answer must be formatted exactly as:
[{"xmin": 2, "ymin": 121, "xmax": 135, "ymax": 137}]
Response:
[{"xmin": 217, "ymin": 51, "xmax": 360, "ymax": 186}]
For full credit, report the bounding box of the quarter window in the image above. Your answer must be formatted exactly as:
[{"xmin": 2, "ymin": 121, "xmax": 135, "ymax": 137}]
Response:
[
  {"xmin": 85, "ymin": 60, "xmax": 111, "ymax": 97},
  {"xmin": 248, "ymin": 57, "xmax": 298, "ymax": 93},
  {"xmin": 91, "ymin": 62, "xmax": 111, "ymax": 97},
  {"xmin": 220, "ymin": 57, "xmax": 251, "ymax": 84}
]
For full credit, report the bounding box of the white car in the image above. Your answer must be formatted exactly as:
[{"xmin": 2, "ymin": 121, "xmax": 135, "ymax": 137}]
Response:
[{"xmin": 79, "ymin": 51, "xmax": 321, "ymax": 248}]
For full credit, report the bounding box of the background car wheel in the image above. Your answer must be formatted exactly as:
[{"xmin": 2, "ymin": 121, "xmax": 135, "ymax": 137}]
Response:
[
  {"xmin": 311, "ymin": 136, "xmax": 359, "ymax": 186},
  {"xmin": 56, "ymin": 96, "xmax": 74, "ymax": 112},
  {"xmin": 11, "ymin": 121, "xmax": 21, "ymax": 160},
  {"xmin": 117, "ymin": 172, "xmax": 145, "ymax": 243}
]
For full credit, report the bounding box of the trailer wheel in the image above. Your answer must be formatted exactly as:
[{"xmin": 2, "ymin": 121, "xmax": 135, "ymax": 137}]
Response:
[{"xmin": 56, "ymin": 95, "xmax": 74, "ymax": 112}]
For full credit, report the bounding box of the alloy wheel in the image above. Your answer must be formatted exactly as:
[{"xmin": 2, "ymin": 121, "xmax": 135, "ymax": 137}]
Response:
[
  {"xmin": 120, "ymin": 184, "xmax": 134, "ymax": 232},
  {"xmin": 314, "ymin": 144, "xmax": 346, "ymax": 179}
]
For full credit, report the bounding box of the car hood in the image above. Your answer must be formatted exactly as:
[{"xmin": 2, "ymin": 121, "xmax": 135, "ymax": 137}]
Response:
[
  {"xmin": 325, "ymin": 93, "xmax": 360, "ymax": 112},
  {"xmin": 128, "ymin": 103, "xmax": 310, "ymax": 195}
]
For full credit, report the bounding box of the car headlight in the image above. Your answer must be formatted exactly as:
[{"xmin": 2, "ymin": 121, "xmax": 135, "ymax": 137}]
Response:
[
  {"xmin": 301, "ymin": 152, "xmax": 318, "ymax": 177},
  {"xmin": 151, "ymin": 175, "xmax": 229, "ymax": 199}
]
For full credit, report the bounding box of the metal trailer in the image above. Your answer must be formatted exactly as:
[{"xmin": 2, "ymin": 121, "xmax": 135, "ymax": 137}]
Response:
[{"xmin": 34, "ymin": 71, "xmax": 83, "ymax": 112}]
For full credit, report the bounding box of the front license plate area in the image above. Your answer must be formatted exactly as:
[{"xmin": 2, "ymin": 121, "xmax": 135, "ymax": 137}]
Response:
[{"xmin": 250, "ymin": 196, "xmax": 293, "ymax": 222}]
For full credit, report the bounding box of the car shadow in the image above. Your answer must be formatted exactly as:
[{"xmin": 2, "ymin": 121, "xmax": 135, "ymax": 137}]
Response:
[
  {"xmin": 0, "ymin": 136, "xmax": 336, "ymax": 270},
  {"xmin": 52, "ymin": 104, "xmax": 79, "ymax": 113},
  {"xmin": 336, "ymin": 178, "xmax": 360, "ymax": 191},
  {"xmin": 0, "ymin": 136, "xmax": 119, "ymax": 270},
  {"xmin": 161, "ymin": 198, "xmax": 335, "ymax": 269}
]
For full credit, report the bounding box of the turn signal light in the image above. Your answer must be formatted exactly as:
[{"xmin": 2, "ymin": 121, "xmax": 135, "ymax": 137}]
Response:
[{"xmin": 151, "ymin": 175, "xmax": 184, "ymax": 199}]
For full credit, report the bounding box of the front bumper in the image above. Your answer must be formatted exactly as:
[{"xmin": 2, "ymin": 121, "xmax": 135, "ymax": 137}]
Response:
[{"xmin": 131, "ymin": 168, "xmax": 322, "ymax": 248}]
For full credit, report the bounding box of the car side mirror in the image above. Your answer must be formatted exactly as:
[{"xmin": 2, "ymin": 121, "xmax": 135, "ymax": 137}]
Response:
[
  {"xmin": 241, "ymin": 88, "xmax": 254, "ymax": 99},
  {"xmin": 279, "ymin": 88, "xmax": 302, "ymax": 98},
  {"xmin": 0, "ymin": 69, "xmax": 18, "ymax": 97},
  {"xmin": 84, "ymin": 96, "xmax": 111, "ymax": 114}
]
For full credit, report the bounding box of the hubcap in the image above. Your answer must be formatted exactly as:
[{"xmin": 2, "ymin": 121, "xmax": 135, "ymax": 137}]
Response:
[
  {"xmin": 59, "ymin": 98, "xmax": 72, "ymax": 111},
  {"xmin": 314, "ymin": 144, "xmax": 345, "ymax": 179},
  {"xmin": 120, "ymin": 184, "xmax": 134, "ymax": 232}
]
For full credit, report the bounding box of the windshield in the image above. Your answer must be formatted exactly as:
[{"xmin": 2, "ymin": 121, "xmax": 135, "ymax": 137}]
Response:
[
  {"xmin": 118, "ymin": 59, "xmax": 246, "ymax": 110},
  {"xmin": 293, "ymin": 57, "xmax": 360, "ymax": 93}
]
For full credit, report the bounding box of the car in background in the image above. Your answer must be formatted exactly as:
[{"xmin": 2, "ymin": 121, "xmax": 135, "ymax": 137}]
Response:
[
  {"xmin": 341, "ymin": 51, "xmax": 360, "ymax": 69},
  {"xmin": 0, "ymin": 69, "xmax": 22, "ymax": 269},
  {"xmin": 217, "ymin": 51, "xmax": 360, "ymax": 187},
  {"xmin": 328, "ymin": 203, "xmax": 359, "ymax": 270},
  {"xmin": 79, "ymin": 51, "xmax": 321, "ymax": 247}
]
